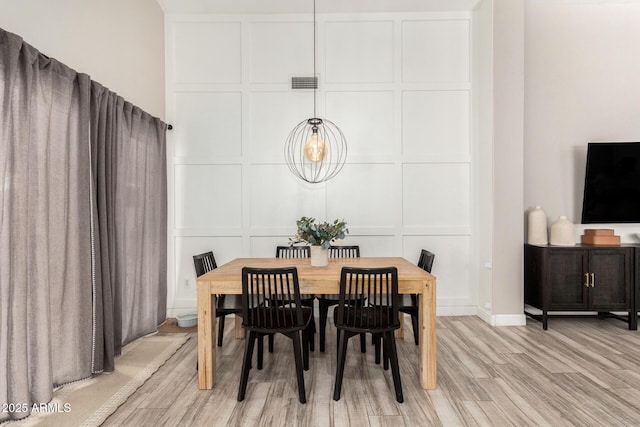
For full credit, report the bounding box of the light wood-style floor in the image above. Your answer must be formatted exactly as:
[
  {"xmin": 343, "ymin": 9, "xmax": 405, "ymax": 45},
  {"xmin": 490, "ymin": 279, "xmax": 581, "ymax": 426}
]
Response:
[{"xmin": 103, "ymin": 315, "xmax": 640, "ymax": 426}]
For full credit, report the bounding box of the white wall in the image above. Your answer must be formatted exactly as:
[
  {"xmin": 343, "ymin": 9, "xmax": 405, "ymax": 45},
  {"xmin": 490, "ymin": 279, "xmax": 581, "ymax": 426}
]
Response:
[
  {"xmin": 525, "ymin": 1, "xmax": 640, "ymax": 243},
  {"xmin": 164, "ymin": 10, "xmax": 481, "ymax": 317},
  {"xmin": 473, "ymin": 0, "xmax": 495, "ymax": 322},
  {"xmin": 9, "ymin": 0, "xmax": 604, "ymax": 324},
  {"xmin": 0, "ymin": 0, "xmax": 165, "ymax": 119},
  {"xmin": 490, "ymin": 0, "xmax": 526, "ymax": 323}
]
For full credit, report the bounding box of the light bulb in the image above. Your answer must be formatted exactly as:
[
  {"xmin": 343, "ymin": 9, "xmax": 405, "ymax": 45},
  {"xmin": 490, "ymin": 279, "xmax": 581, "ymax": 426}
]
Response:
[{"xmin": 303, "ymin": 131, "xmax": 327, "ymax": 162}]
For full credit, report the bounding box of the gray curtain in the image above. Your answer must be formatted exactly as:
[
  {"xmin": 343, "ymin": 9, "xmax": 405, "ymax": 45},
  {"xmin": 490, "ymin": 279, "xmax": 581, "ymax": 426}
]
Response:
[
  {"xmin": 0, "ymin": 27, "xmax": 167, "ymax": 422},
  {"xmin": 90, "ymin": 82, "xmax": 167, "ymax": 373},
  {"xmin": 0, "ymin": 30, "xmax": 93, "ymax": 421}
]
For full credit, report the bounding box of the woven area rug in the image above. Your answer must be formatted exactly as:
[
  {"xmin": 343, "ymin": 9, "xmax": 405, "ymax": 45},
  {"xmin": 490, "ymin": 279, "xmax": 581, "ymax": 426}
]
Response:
[{"xmin": 9, "ymin": 333, "xmax": 189, "ymax": 427}]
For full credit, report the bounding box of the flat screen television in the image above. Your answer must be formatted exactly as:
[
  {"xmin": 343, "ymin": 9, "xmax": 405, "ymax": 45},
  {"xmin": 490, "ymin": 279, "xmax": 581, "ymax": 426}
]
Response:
[{"xmin": 581, "ymin": 142, "xmax": 640, "ymax": 224}]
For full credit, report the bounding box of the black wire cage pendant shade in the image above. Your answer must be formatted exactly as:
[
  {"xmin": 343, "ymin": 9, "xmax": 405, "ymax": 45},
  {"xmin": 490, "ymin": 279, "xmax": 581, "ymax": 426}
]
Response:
[
  {"xmin": 285, "ymin": 117, "xmax": 347, "ymax": 183},
  {"xmin": 284, "ymin": 0, "xmax": 347, "ymax": 184}
]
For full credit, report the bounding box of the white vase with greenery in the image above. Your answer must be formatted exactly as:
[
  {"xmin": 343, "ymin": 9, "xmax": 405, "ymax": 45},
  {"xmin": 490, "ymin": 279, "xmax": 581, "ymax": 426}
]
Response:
[{"xmin": 290, "ymin": 217, "xmax": 348, "ymax": 267}]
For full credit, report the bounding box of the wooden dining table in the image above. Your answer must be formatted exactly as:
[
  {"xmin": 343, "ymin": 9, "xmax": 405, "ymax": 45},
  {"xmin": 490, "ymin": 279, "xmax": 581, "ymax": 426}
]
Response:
[{"xmin": 196, "ymin": 256, "xmax": 437, "ymax": 390}]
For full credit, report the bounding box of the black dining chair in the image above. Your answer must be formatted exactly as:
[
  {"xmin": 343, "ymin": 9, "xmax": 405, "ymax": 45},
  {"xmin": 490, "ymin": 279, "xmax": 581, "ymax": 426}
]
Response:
[
  {"xmin": 333, "ymin": 266, "xmax": 403, "ymax": 403},
  {"xmin": 317, "ymin": 245, "xmax": 366, "ymax": 353},
  {"xmin": 275, "ymin": 245, "xmax": 311, "ymax": 259},
  {"xmin": 238, "ymin": 266, "xmax": 312, "ymax": 404},
  {"xmin": 193, "ymin": 251, "xmax": 243, "ymax": 347},
  {"xmin": 400, "ymin": 249, "xmax": 435, "ymax": 345},
  {"xmin": 268, "ymin": 245, "xmax": 316, "ymax": 352},
  {"xmin": 369, "ymin": 249, "xmax": 435, "ymax": 370}
]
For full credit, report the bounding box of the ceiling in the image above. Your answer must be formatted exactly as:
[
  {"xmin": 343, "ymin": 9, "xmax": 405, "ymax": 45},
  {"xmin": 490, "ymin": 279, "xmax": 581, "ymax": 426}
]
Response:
[{"xmin": 157, "ymin": 0, "xmax": 483, "ymax": 14}]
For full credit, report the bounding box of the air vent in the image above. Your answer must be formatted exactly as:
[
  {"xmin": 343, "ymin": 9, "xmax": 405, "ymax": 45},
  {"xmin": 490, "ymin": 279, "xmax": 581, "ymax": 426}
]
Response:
[{"xmin": 291, "ymin": 76, "xmax": 318, "ymax": 89}]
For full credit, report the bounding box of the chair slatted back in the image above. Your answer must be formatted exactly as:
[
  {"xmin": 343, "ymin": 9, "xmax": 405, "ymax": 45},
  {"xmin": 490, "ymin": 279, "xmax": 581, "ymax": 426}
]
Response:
[
  {"xmin": 276, "ymin": 246, "xmax": 310, "ymax": 259},
  {"xmin": 335, "ymin": 267, "xmax": 399, "ymax": 332},
  {"xmin": 193, "ymin": 251, "xmax": 217, "ymax": 277},
  {"xmin": 418, "ymin": 249, "xmax": 435, "ymax": 273},
  {"xmin": 328, "ymin": 245, "xmax": 360, "ymax": 258},
  {"xmin": 241, "ymin": 266, "xmax": 306, "ymax": 331}
]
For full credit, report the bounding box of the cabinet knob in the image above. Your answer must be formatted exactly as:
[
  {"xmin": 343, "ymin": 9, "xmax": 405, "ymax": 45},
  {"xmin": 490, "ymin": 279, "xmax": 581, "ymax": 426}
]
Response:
[
  {"xmin": 590, "ymin": 272, "xmax": 595, "ymax": 287},
  {"xmin": 584, "ymin": 273, "xmax": 589, "ymax": 287}
]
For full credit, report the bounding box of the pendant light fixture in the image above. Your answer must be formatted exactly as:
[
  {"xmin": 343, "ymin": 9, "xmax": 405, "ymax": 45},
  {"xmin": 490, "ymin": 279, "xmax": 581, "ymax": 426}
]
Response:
[{"xmin": 284, "ymin": 0, "xmax": 347, "ymax": 184}]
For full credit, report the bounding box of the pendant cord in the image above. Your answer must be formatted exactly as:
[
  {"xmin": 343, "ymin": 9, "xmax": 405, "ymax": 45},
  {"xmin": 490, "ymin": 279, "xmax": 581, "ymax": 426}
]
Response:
[{"xmin": 313, "ymin": 0, "xmax": 317, "ymax": 119}]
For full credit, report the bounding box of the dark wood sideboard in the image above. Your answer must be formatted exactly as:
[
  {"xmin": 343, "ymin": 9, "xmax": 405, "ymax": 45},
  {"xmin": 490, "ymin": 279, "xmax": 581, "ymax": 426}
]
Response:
[{"xmin": 524, "ymin": 243, "xmax": 639, "ymax": 330}]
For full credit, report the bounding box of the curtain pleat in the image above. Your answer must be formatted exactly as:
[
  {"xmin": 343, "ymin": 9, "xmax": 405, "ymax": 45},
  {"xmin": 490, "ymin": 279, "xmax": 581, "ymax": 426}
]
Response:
[
  {"xmin": 90, "ymin": 82, "xmax": 119, "ymax": 372},
  {"xmin": 0, "ymin": 27, "xmax": 167, "ymax": 422}
]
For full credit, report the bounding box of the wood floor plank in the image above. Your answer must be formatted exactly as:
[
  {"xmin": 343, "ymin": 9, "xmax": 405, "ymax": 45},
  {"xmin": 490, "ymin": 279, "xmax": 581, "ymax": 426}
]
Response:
[{"xmin": 101, "ymin": 315, "xmax": 640, "ymax": 426}]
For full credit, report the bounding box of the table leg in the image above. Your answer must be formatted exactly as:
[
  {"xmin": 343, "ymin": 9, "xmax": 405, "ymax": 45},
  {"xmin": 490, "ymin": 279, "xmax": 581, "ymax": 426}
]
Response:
[
  {"xmin": 419, "ymin": 280, "xmax": 437, "ymax": 389},
  {"xmin": 235, "ymin": 314, "xmax": 245, "ymax": 339},
  {"xmin": 198, "ymin": 285, "xmax": 217, "ymax": 389},
  {"xmin": 395, "ymin": 313, "xmax": 404, "ymax": 339}
]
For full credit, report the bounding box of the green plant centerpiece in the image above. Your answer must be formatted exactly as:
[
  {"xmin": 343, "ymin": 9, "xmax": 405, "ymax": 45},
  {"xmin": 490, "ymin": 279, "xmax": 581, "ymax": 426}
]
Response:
[{"xmin": 290, "ymin": 217, "xmax": 348, "ymax": 266}]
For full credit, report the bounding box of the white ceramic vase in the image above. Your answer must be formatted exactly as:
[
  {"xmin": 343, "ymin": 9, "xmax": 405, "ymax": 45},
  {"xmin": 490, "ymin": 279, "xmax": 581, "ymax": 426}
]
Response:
[
  {"xmin": 549, "ymin": 216, "xmax": 575, "ymax": 246},
  {"xmin": 310, "ymin": 245, "xmax": 329, "ymax": 267},
  {"xmin": 527, "ymin": 206, "xmax": 548, "ymax": 245}
]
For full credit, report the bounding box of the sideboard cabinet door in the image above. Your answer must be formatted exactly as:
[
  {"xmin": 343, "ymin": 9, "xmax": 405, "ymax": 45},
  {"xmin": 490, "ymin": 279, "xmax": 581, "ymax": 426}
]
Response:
[
  {"xmin": 588, "ymin": 248, "xmax": 632, "ymax": 310},
  {"xmin": 547, "ymin": 248, "xmax": 589, "ymax": 310}
]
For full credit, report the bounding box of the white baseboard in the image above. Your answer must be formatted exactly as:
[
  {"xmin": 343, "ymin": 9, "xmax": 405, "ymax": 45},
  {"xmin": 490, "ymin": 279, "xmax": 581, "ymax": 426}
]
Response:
[
  {"xmin": 167, "ymin": 304, "xmax": 526, "ymax": 327},
  {"xmin": 435, "ymin": 305, "xmax": 478, "ymax": 316},
  {"xmin": 166, "ymin": 307, "xmax": 197, "ymax": 318},
  {"xmin": 477, "ymin": 305, "xmax": 526, "ymax": 326}
]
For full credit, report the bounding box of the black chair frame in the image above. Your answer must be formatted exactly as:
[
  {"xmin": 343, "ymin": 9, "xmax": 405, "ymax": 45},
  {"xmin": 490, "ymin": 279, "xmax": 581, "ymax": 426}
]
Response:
[
  {"xmin": 333, "ymin": 266, "xmax": 403, "ymax": 403},
  {"xmin": 193, "ymin": 251, "xmax": 243, "ymax": 347},
  {"xmin": 269, "ymin": 245, "xmax": 316, "ymax": 352},
  {"xmin": 238, "ymin": 266, "xmax": 312, "ymax": 404},
  {"xmin": 399, "ymin": 249, "xmax": 435, "ymax": 345},
  {"xmin": 317, "ymin": 245, "xmax": 366, "ymax": 353}
]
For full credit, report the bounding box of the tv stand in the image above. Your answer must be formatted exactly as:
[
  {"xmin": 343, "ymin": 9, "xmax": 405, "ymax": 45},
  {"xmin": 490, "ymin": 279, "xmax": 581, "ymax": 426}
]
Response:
[{"xmin": 524, "ymin": 244, "xmax": 638, "ymax": 330}]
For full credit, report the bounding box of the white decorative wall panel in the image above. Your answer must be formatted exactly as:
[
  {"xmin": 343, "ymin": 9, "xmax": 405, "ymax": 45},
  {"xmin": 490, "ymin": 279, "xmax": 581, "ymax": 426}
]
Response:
[
  {"xmin": 402, "ymin": 20, "xmax": 470, "ymax": 83},
  {"xmin": 339, "ymin": 236, "xmax": 397, "ymax": 257},
  {"xmin": 166, "ymin": 12, "xmax": 477, "ymax": 315},
  {"xmin": 402, "ymin": 90, "xmax": 470, "ymax": 160},
  {"xmin": 249, "ymin": 165, "xmax": 325, "ymax": 229},
  {"xmin": 249, "ymin": 22, "xmax": 313, "ymax": 83},
  {"xmin": 174, "ymin": 164, "xmax": 242, "ymax": 229},
  {"xmin": 326, "ymin": 91, "xmax": 395, "ymax": 159},
  {"xmin": 403, "ymin": 235, "xmax": 474, "ymax": 311},
  {"xmin": 175, "ymin": 236, "xmax": 243, "ymax": 303},
  {"xmin": 250, "ymin": 236, "xmax": 297, "ymax": 257},
  {"xmin": 326, "ymin": 164, "xmax": 397, "ymax": 227},
  {"xmin": 249, "ymin": 91, "xmax": 314, "ymax": 162},
  {"xmin": 173, "ymin": 92, "xmax": 242, "ymax": 158},
  {"xmin": 402, "ymin": 163, "xmax": 470, "ymax": 228},
  {"xmin": 173, "ymin": 22, "xmax": 242, "ymax": 84},
  {"xmin": 325, "ymin": 21, "xmax": 394, "ymax": 83}
]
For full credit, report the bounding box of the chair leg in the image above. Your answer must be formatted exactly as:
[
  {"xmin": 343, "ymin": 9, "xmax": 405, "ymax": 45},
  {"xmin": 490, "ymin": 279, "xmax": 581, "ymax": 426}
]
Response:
[
  {"xmin": 385, "ymin": 331, "xmax": 404, "ymax": 403},
  {"xmin": 237, "ymin": 331, "xmax": 256, "ymax": 401},
  {"xmin": 319, "ymin": 299, "xmax": 329, "ymax": 352},
  {"xmin": 268, "ymin": 333, "xmax": 274, "ymax": 353},
  {"xmin": 308, "ymin": 305, "xmax": 316, "ymax": 352},
  {"xmin": 360, "ymin": 333, "xmax": 366, "ymax": 353},
  {"xmin": 383, "ymin": 341, "xmax": 389, "ymax": 371},
  {"xmin": 333, "ymin": 329, "xmax": 349, "ymax": 401},
  {"xmin": 373, "ymin": 333, "xmax": 381, "ymax": 364},
  {"xmin": 257, "ymin": 335, "xmax": 264, "ymax": 370},
  {"xmin": 217, "ymin": 315, "xmax": 225, "ymax": 347},
  {"xmin": 302, "ymin": 327, "xmax": 310, "ymax": 371},
  {"xmin": 291, "ymin": 332, "xmax": 307, "ymax": 404},
  {"xmin": 411, "ymin": 313, "xmax": 419, "ymax": 345}
]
